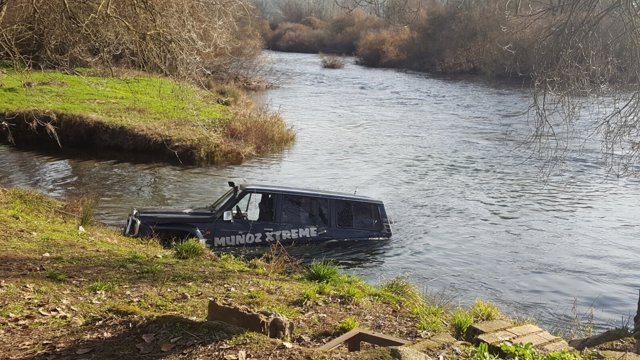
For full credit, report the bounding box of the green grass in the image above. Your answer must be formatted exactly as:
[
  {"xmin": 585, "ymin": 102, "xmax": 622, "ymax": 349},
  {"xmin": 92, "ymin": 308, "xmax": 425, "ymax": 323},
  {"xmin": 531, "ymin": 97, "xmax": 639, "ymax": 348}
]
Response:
[
  {"xmin": 335, "ymin": 316, "xmax": 359, "ymax": 334},
  {"xmin": 173, "ymin": 238, "xmax": 206, "ymax": 259},
  {"xmin": 452, "ymin": 307, "xmax": 474, "ymax": 339},
  {"xmin": 304, "ymin": 260, "xmax": 340, "ymax": 283},
  {"xmin": 0, "ymin": 70, "xmax": 228, "ymax": 127},
  {"xmin": 415, "ymin": 305, "xmax": 446, "ymax": 333},
  {"xmin": 470, "ymin": 299, "xmax": 502, "ymax": 321},
  {"xmin": 89, "ymin": 280, "xmax": 115, "ymax": 293},
  {"xmin": 46, "ymin": 270, "xmax": 67, "ymax": 282}
]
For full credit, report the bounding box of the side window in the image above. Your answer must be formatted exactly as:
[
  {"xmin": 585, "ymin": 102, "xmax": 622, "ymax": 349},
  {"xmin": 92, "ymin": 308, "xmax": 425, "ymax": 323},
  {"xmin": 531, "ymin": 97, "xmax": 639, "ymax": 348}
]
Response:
[
  {"xmin": 336, "ymin": 200, "xmax": 382, "ymax": 230},
  {"xmin": 281, "ymin": 195, "xmax": 329, "ymax": 226},
  {"xmin": 233, "ymin": 192, "xmax": 275, "ymax": 222}
]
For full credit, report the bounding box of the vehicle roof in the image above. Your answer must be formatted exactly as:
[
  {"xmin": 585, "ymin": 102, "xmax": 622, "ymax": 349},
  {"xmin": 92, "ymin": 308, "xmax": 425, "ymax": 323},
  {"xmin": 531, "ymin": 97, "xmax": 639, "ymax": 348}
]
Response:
[{"xmin": 240, "ymin": 184, "xmax": 384, "ymax": 204}]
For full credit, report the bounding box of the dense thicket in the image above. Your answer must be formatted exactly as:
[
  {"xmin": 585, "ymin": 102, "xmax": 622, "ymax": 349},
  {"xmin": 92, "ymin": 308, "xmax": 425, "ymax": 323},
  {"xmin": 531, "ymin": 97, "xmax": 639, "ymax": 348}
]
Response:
[{"xmin": 0, "ymin": 0, "xmax": 264, "ymax": 80}]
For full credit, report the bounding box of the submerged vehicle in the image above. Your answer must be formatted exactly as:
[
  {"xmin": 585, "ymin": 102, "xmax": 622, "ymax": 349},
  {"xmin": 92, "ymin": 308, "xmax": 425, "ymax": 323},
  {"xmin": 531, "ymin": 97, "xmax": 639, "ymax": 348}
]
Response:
[{"xmin": 124, "ymin": 182, "xmax": 392, "ymax": 247}]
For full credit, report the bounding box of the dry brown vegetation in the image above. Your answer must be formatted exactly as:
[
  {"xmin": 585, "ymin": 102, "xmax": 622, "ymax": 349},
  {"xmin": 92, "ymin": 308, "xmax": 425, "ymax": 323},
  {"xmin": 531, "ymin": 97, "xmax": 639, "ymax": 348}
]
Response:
[
  {"xmin": 321, "ymin": 54, "xmax": 346, "ymax": 69},
  {"xmin": 267, "ymin": 9, "xmax": 385, "ymax": 54},
  {"xmin": 0, "ymin": 0, "xmax": 264, "ymax": 82}
]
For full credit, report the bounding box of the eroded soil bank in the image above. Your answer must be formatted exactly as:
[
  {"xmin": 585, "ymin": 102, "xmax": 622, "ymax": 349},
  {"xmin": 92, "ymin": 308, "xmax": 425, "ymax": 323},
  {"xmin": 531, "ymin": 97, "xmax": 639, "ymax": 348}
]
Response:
[{"xmin": 0, "ymin": 70, "xmax": 295, "ymax": 165}]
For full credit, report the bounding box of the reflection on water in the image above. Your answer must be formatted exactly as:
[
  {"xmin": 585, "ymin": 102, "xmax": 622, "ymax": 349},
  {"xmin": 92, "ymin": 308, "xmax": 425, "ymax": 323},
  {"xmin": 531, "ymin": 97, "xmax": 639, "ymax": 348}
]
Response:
[{"xmin": 1, "ymin": 51, "xmax": 639, "ymax": 329}]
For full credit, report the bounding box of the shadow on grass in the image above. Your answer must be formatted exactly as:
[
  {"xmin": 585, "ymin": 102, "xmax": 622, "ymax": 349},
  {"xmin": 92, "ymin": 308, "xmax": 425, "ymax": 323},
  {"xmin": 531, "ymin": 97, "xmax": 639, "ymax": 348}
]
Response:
[{"xmin": 17, "ymin": 315, "xmax": 244, "ymax": 360}]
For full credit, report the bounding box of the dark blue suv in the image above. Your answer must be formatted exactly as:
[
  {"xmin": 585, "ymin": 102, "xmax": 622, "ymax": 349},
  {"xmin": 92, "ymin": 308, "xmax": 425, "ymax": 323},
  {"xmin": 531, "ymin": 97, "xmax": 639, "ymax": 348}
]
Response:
[{"xmin": 124, "ymin": 182, "xmax": 392, "ymax": 247}]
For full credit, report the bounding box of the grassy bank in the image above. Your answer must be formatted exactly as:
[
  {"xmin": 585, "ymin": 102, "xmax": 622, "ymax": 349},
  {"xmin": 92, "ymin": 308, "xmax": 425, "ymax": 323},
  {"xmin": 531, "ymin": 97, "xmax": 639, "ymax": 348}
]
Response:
[
  {"xmin": 0, "ymin": 69, "xmax": 295, "ymax": 165},
  {"xmin": 3, "ymin": 187, "xmax": 631, "ymax": 359}
]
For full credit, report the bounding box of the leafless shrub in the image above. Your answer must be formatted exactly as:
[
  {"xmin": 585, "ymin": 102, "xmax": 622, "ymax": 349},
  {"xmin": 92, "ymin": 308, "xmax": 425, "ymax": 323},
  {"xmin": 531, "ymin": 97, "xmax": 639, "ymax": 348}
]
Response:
[
  {"xmin": 321, "ymin": 54, "xmax": 345, "ymax": 69},
  {"xmin": 0, "ymin": 0, "xmax": 264, "ymax": 82},
  {"xmin": 269, "ymin": 22, "xmax": 328, "ymax": 53},
  {"xmin": 356, "ymin": 26, "xmax": 413, "ymax": 68}
]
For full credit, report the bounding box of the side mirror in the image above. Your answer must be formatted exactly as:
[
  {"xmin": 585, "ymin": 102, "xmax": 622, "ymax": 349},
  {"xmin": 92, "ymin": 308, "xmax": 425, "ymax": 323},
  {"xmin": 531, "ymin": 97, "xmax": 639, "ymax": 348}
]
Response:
[{"xmin": 223, "ymin": 210, "xmax": 233, "ymax": 222}]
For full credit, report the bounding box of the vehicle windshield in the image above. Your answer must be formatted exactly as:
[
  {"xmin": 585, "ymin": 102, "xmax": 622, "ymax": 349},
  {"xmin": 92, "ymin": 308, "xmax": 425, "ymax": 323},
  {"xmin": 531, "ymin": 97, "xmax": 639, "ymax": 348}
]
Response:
[{"xmin": 209, "ymin": 188, "xmax": 235, "ymax": 212}]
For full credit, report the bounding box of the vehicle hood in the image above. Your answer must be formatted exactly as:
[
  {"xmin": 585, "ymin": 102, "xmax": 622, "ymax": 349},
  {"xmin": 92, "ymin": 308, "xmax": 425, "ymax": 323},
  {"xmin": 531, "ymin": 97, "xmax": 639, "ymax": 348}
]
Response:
[{"xmin": 137, "ymin": 208, "xmax": 213, "ymax": 223}]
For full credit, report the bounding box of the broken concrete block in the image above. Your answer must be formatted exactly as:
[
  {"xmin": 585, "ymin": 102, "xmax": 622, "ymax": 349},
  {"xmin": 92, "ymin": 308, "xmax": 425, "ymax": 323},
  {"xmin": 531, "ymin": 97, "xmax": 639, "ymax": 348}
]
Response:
[{"xmin": 207, "ymin": 300, "xmax": 293, "ymax": 340}]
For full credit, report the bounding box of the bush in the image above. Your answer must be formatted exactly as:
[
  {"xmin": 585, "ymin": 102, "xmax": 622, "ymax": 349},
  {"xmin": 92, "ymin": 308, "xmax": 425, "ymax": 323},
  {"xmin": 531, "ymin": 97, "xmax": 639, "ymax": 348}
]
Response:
[
  {"xmin": 321, "ymin": 55, "xmax": 345, "ymax": 69},
  {"xmin": 173, "ymin": 239, "xmax": 206, "ymax": 260},
  {"xmin": 269, "ymin": 22, "xmax": 328, "ymax": 53},
  {"xmin": 356, "ymin": 26, "xmax": 413, "ymax": 68}
]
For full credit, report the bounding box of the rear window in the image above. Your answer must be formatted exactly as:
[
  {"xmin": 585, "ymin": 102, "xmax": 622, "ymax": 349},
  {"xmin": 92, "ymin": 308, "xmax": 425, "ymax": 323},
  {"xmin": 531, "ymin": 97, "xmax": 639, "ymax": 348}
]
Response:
[
  {"xmin": 336, "ymin": 200, "xmax": 382, "ymax": 230},
  {"xmin": 281, "ymin": 195, "xmax": 329, "ymax": 226}
]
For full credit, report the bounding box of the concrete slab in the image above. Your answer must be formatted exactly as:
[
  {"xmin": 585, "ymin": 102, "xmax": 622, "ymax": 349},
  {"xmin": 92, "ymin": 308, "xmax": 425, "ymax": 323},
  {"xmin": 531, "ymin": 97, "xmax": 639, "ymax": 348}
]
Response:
[
  {"xmin": 430, "ymin": 333, "xmax": 457, "ymax": 345},
  {"xmin": 410, "ymin": 339, "xmax": 442, "ymax": 352},
  {"xmin": 507, "ymin": 324, "xmax": 543, "ymax": 337},
  {"xmin": 472, "ymin": 320, "xmax": 513, "ymax": 334},
  {"xmin": 477, "ymin": 330, "xmax": 517, "ymax": 345},
  {"xmin": 512, "ymin": 333, "xmax": 553, "ymax": 347},
  {"xmin": 541, "ymin": 340, "xmax": 571, "ymax": 353}
]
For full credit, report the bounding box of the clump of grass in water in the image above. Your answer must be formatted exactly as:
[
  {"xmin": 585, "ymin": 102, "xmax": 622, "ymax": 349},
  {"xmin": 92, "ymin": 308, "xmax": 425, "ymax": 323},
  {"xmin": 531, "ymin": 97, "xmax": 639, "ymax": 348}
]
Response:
[
  {"xmin": 335, "ymin": 316, "xmax": 359, "ymax": 335},
  {"xmin": 321, "ymin": 54, "xmax": 345, "ymax": 69},
  {"xmin": 304, "ymin": 260, "xmax": 340, "ymax": 283},
  {"xmin": 173, "ymin": 238, "xmax": 205, "ymax": 260}
]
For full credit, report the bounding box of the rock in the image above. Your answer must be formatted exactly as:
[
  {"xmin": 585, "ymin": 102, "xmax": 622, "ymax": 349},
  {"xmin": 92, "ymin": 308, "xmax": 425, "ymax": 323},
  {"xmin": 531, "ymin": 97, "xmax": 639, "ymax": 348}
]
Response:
[
  {"xmin": 75, "ymin": 348, "xmax": 92, "ymax": 355},
  {"xmin": 409, "ymin": 339, "xmax": 441, "ymax": 352},
  {"xmin": 279, "ymin": 342, "xmax": 293, "ymax": 349},
  {"xmin": 297, "ymin": 334, "xmax": 311, "ymax": 343},
  {"xmin": 161, "ymin": 343, "xmax": 176, "ymax": 352},
  {"xmin": 389, "ymin": 346, "xmax": 433, "ymax": 360}
]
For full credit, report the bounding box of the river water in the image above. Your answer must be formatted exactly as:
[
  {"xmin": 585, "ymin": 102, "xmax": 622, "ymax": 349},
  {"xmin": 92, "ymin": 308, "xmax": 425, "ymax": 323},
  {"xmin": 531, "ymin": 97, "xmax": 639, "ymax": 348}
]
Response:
[{"xmin": 1, "ymin": 51, "xmax": 639, "ymax": 330}]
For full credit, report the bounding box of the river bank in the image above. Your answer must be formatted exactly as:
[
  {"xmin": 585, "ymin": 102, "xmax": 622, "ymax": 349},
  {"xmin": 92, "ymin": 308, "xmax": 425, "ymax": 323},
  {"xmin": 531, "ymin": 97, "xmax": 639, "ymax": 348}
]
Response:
[
  {"xmin": 3, "ymin": 186, "xmax": 638, "ymax": 359},
  {"xmin": 0, "ymin": 69, "xmax": 295, "ymax": 165}
]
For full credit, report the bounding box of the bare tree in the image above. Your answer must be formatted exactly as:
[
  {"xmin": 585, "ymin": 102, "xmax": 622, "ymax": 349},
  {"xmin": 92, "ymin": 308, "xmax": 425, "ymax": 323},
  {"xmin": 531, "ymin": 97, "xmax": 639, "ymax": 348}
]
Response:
[{"xmin": 522, "ymin": 0, "xmax": 640, "ymax": 175}]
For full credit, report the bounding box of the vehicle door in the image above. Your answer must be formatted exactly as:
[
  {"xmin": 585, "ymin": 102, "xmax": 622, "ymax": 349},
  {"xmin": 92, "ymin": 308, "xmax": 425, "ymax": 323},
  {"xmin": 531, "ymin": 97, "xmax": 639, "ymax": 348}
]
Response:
[
  {"xmin": 209, "ymin": 191, "xmax": 278, "ymax": 247},
  {"xmin": 277, "ymin": 194, "xmax": 332, "ymax": 244}
]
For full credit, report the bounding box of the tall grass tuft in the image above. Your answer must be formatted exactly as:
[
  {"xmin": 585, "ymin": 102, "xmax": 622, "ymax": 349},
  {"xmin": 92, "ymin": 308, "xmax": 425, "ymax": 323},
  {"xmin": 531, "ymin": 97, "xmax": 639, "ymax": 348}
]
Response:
[
  {"xmin": 379, "ymin": 277, "xmax": 423, "ymax": 307},
  {"xmin": 452, "ymin": 307, "xmax": 474, "ymax": 339},
  {"xmin": 415, "ymin": 305, "xmax": 446, "ymax": 333},
  {"xmin": 79, "ymin": 197, "xmax": 99, "ymax": 227},
  {"xmin": 304, "ymin": 260, "xmax": 340, "ymax": 283},
  {"xmin": 173, "ymin": 239, "xmax": 206, "ymax": 260},
  {"xmin": 470, "ymin": 299, "xmax": 502, "ymax": 321},
  {"xmin": 335, "ymin": 316, "xmax": 359, "ymax": 334}
]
